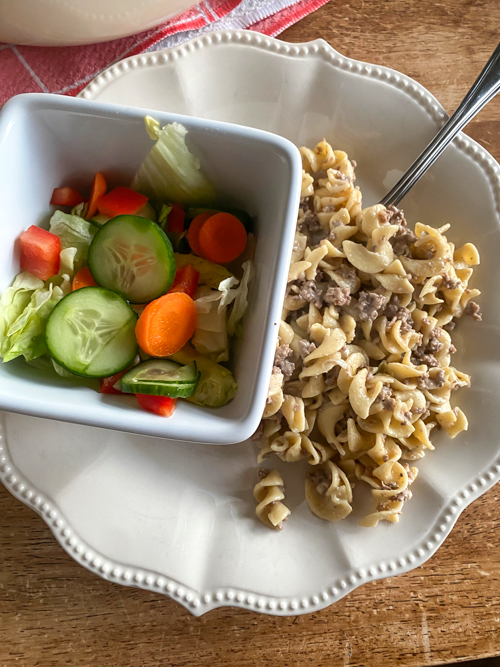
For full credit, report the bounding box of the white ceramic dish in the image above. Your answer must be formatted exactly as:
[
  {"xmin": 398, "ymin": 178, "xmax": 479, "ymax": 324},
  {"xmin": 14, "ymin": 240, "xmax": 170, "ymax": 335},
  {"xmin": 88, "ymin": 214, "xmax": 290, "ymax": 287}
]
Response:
[
  {"xmin": 1, "ymin": 31, "xmax": 500, "ymax": 617},
  {"xmin": 0, "ymin": 92, "xmax": 301, "ymax": 444},
  {"xmin": 0, "ymin": 0, "xmax": 194, "ymax": 46}
]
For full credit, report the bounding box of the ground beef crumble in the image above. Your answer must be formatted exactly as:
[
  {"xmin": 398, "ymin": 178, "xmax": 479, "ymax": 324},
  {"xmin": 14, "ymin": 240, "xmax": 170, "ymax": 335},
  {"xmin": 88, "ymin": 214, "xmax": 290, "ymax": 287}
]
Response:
[
  {"xmin": 375, "ymin": 385, "xmax": 396, "ymax": 410},
  {"xmin": 384, "ymin": 296, "xmax": 414, "ymax": 334},
  {"xmin": 393, "ymin": 488, "xmax": 413, "ymax": 503},
  {"xmin": 378, "ymin": 206, "xmax": 417, "ymax": 257},
  {"xmin": 308, "ymin": 468, "xmax": 331, "ymax": 495},
  {"xmin": 413, "ymin": 407, "xmax": 430, "ymax": 419},
  {"xmin": 324, "ymin": 365, "xmax": 341, "ymax": 387},
  {"xmin": 417, "ymin": 370, "xmax": 445, "ymax": 390},
  {"xmin": 411, "ymin": 347, "xmax": 438, "ymax": 367},
  {"xmin": 427, "ymin": 327, "xmax": 443, "ymax": 353},
  {"xmin": 356, "ymin": 291, "xmax": 386, "ymax": 322},
  {"xmin": 465, "ymin": 301, "xmax": 482, "ymax": 321},
  {"xmin": 298, "ymin": 339, "xmax": 317, "ymax": 359},
  {"xmin": 324, "ymin": 286, "xmax": 351, "ymax": 307},
  {"xmin": 299, "ymin": 209, "xmax": 322, "ymax": 234},
  {"xmin": 441, "ymin": 274, "xmax": 461, "ymax": 290},
  {"xmin": 273, "ymin": 344, "xmax": 295, "ymax": 380},
  {"xmin": 299, "ymin": 280, "xmax": 325, "ymax": 309}
]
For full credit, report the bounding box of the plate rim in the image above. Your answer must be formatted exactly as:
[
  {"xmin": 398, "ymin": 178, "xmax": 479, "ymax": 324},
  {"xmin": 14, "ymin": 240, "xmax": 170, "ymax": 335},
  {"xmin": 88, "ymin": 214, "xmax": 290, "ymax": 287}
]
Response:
[{"xmin": 2, "ymin": 28, "xmax": 500, "ymax": 617}]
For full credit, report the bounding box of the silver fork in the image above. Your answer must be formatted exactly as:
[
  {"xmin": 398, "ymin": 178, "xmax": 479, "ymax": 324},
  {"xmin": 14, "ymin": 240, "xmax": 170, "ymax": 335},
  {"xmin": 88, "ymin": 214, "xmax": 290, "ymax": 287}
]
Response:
[{"xmin": 380, "ymin": 42, "xmax": 500, "ymax": 208}]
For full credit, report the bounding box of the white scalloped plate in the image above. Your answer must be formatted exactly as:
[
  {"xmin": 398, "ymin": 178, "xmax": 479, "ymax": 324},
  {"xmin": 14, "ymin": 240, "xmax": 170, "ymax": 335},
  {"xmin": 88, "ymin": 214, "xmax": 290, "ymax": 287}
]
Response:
[{"xmin": 1, "ymin": 31, "xmax": 500, "ymax": 617}]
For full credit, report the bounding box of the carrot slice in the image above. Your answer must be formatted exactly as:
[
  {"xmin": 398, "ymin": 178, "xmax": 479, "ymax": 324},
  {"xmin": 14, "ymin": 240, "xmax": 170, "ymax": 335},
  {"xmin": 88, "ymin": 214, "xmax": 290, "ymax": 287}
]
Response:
[
  {"xmin": 85, "ymin": 172, "xmax": 107, "ymax": 220},
  {"xmin": 198, "ymin": 212, "xmax": 247, "ymax": 264},
  {"xmin": 135, "ymin": 292, "xmax": 197, "ymax": 357},
  {"xmin": 187, "ymin": 212, "xmax": 214, "ymax": 256},
  {"xmin": 72, "ymin": 266, "xmax": 98, "ymax": 291}
]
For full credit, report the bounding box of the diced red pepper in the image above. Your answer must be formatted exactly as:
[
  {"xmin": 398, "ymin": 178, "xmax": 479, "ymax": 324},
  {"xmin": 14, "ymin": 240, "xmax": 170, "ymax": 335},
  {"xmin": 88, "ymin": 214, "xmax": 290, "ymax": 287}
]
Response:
[
  {"xmin": 97, "ymin": 187, "xmax": 148, "ymax": 218},
  {"xmin": 50, "ymin": 187, "xmax": 85, "ymax": 208},
  {"xmin": 85, "ymin": 172, "xmax": 107, "ymax": 220},
  {"xmin": 19, "ymin": 225, "xmax": 61, "ymax": 281},
  {"xmin": 99, "ymin": 370, "xmax": 127, "ymax": 395},
  {"xmin": 169, "ymin": 264, "xmax": 200, "ymax": 298},
  {"xmin": 136, "ymin": 394, "xmax": 177, "ymax": 417},
  {"xmin": 166, "ymin": 203, "xmax": 185, "ymax": 234}
]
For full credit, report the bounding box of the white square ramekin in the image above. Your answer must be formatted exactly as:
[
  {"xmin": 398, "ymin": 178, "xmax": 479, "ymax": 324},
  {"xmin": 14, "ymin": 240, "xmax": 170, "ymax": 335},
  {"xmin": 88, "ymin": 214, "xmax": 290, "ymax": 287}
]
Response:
[{"xmin": 0, "ymin": 93, "xmax": 302, "ymax": 444}]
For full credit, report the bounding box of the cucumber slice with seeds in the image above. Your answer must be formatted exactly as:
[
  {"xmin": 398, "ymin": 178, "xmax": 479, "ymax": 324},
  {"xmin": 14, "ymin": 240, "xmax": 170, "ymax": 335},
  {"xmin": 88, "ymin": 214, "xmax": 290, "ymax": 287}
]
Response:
[
  {"xmin": 45, "ymin": 287, "xmax": 138, "ymax": 378},
  {"xmin": 89, "ymin": 213, "xmax": 110, "ymax": 228},
  {"xmin": 120, "ymin": 360, "xmax": 200, "ymax": 398},
  {"xmin": 137, "ymin": 202, "xmax": 157, "ymax": 222},
  {"xmin": 88, "ymin": 215, "xmax": 175, "ymax": 303}
]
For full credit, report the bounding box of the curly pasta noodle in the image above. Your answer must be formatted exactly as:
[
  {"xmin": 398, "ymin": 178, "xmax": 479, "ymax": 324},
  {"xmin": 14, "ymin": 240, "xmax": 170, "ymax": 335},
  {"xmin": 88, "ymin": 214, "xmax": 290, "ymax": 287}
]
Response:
[
  {"xmin": 257, "ymin": 138, "xmax": 481, "ymax": 529},
  {"xmin": 253, "ymin": 469, "xmax": 291, "ymax": 530}
]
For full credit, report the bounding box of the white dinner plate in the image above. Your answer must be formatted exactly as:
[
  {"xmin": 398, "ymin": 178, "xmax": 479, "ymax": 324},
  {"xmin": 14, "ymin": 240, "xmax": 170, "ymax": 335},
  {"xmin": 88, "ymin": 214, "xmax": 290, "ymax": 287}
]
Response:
[{"xmin": 1, "ymin": 30, "xmax": 500, "ymax": 617}]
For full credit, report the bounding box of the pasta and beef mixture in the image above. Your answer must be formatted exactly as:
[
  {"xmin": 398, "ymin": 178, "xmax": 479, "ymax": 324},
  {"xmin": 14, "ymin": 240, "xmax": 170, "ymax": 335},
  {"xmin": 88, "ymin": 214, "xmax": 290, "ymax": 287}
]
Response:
[{"xmin": 254, "ymin": 139, "xmax": 481, "ymax": 530}]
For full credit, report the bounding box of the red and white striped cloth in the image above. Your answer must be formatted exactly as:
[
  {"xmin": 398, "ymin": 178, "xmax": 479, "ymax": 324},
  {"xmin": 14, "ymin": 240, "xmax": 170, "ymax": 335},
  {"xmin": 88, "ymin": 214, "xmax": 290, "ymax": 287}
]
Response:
[{"xmin": 0, "ymin": 0, "xmax": 328, "ymax": 107}]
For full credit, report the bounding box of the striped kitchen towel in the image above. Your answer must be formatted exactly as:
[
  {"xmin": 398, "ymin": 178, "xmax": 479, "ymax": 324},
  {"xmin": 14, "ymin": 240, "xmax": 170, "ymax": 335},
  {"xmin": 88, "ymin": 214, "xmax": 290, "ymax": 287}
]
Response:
[{"xmin": 0, "ymin": 0, "xmax": 329, "ymax": 106}]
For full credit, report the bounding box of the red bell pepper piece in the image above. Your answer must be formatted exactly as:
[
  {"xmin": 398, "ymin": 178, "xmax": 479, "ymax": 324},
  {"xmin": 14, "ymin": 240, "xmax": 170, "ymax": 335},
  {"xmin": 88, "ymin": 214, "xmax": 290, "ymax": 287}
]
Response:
[
  {"xmin": 99, "ymin": 370, "xmax": 127, "ymax": 395},
  {"xmin": 136, "ymin": 394, "xmax": 177, "ymax": 417},
  {"xmin": 166, "ymin": 203, "xmax": 185, "ymax": 234},
  {"xmin": 97, "ymin": 187, "xmax": 148, "ymax": 218},
  {"xmin": 169, "ymin": 264, "xmax": 200, "ymax": 298},
  {"xmin": 50, "ymin": 187, "xmax": 85, "ymax": 208},
  {"xmin": 19, "ymin": 225, "xmax": 61, "ymax": 281}
]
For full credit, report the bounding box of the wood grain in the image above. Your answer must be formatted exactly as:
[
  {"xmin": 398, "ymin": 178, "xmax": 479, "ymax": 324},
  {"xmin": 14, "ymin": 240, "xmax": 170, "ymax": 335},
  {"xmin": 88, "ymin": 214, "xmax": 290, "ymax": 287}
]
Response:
[{"xmin": 1, "ymin": 1, "xmax": 500, "ymax": 665}]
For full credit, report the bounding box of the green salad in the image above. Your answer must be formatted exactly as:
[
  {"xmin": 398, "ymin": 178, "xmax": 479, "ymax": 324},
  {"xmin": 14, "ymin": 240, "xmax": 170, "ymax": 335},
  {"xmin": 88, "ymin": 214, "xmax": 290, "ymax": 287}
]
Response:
[{"xmin": 0, "ymin": 118, "xmax": 254, "ymax": 418}]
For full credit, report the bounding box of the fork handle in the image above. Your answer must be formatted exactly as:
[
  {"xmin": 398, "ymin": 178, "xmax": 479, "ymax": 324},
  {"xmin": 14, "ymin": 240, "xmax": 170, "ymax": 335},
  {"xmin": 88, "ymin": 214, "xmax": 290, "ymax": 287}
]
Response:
[{"xmin": 380, "ymin": 41, "xmax": 500, "ymax": 208}]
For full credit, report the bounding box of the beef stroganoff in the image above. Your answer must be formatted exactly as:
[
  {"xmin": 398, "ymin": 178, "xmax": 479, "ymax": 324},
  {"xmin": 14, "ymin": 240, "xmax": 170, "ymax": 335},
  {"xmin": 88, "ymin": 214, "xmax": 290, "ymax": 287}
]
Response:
[{"xmin": 254, "ymin": 139, "xmax": 481, "ymax": 529}]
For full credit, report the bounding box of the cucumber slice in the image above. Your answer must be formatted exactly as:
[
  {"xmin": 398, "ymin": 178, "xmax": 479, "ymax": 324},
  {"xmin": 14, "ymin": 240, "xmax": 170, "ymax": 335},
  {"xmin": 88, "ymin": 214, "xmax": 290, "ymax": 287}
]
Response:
[
  {"xmin": 45, "ymin": 287, "xmax": 138, "ymax": 378},
  {"xmin": 137, "ymin": 202, "xmax": 157, "ymax": 222},
  {"xmin": 89, "ymin": 213, "xmax": 110, "ymax": 228},
  {"xmin": 120, "ymin": 360, "xmax": 200, "ymax": 397},
  {"xmin": 88, "ymin": 215, "xmax": 175, "ymax": 303}
]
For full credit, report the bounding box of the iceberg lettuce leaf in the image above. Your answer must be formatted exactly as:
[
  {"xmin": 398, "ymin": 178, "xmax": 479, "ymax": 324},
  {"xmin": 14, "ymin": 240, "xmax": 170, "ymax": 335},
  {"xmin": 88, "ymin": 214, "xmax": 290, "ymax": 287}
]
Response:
[
  {"xmin": 0, "ymin": 258, "xmax": 73, "ymax": 363},
  {"xmin": 59, "ymin": 247, "xmax": 78, "ymax": 278},
  {"xmin": 192, "ymin": 286, "xmax": 229, "ymax": 362},
  {"xmin": 2, "ymin": 280, "xmax": 66, "ymax": 362},
  {"xmin": 191, "ymin": 261, "xmax": 253, "ymax": 361},
  {"xmin": 222, "ymin": 261, "xmax": 254, "ymax": 337},
  {"xmin": 49, "ymin": 210, "xmax": 96, "ymax": 268},
  {"xmin": 0, "ymin": 272, "xmax": 44, "ymax": 357},
  {"xmin": 132, "ymin": 118, "xmax": 217, "ymax": 206}
]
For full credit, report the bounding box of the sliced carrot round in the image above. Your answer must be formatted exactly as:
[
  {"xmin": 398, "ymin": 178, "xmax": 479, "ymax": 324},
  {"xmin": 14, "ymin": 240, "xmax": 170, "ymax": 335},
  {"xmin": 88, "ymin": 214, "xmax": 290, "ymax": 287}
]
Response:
[
  {"xmin": 72, "ymin": 266, "xmax": 97, "ymax": 291},
  {"xmin": 187, "ymin": 212, "xmax": 214, "ymax": 256},
  {"xmin": 198, "ymin": 212, "xmax": 247, "ymax": 264},
  {"xmin": 135, "ymin": 292, "xmax": 197, "ymax": 357}
]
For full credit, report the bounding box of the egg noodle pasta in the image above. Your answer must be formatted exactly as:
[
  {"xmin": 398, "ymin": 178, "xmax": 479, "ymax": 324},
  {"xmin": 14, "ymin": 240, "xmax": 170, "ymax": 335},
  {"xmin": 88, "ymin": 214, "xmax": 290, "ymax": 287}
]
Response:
[{"xmin": 255, "ymin": 139, "xmax": 481, "ymax": 529}]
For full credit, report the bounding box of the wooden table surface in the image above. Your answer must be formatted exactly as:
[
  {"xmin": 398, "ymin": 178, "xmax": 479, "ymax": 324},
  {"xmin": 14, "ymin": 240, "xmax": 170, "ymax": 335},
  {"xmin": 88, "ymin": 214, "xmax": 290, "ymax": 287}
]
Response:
[{"xmin": 2, "ymin": 1, "xmax": 500, "ymax": 665}]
